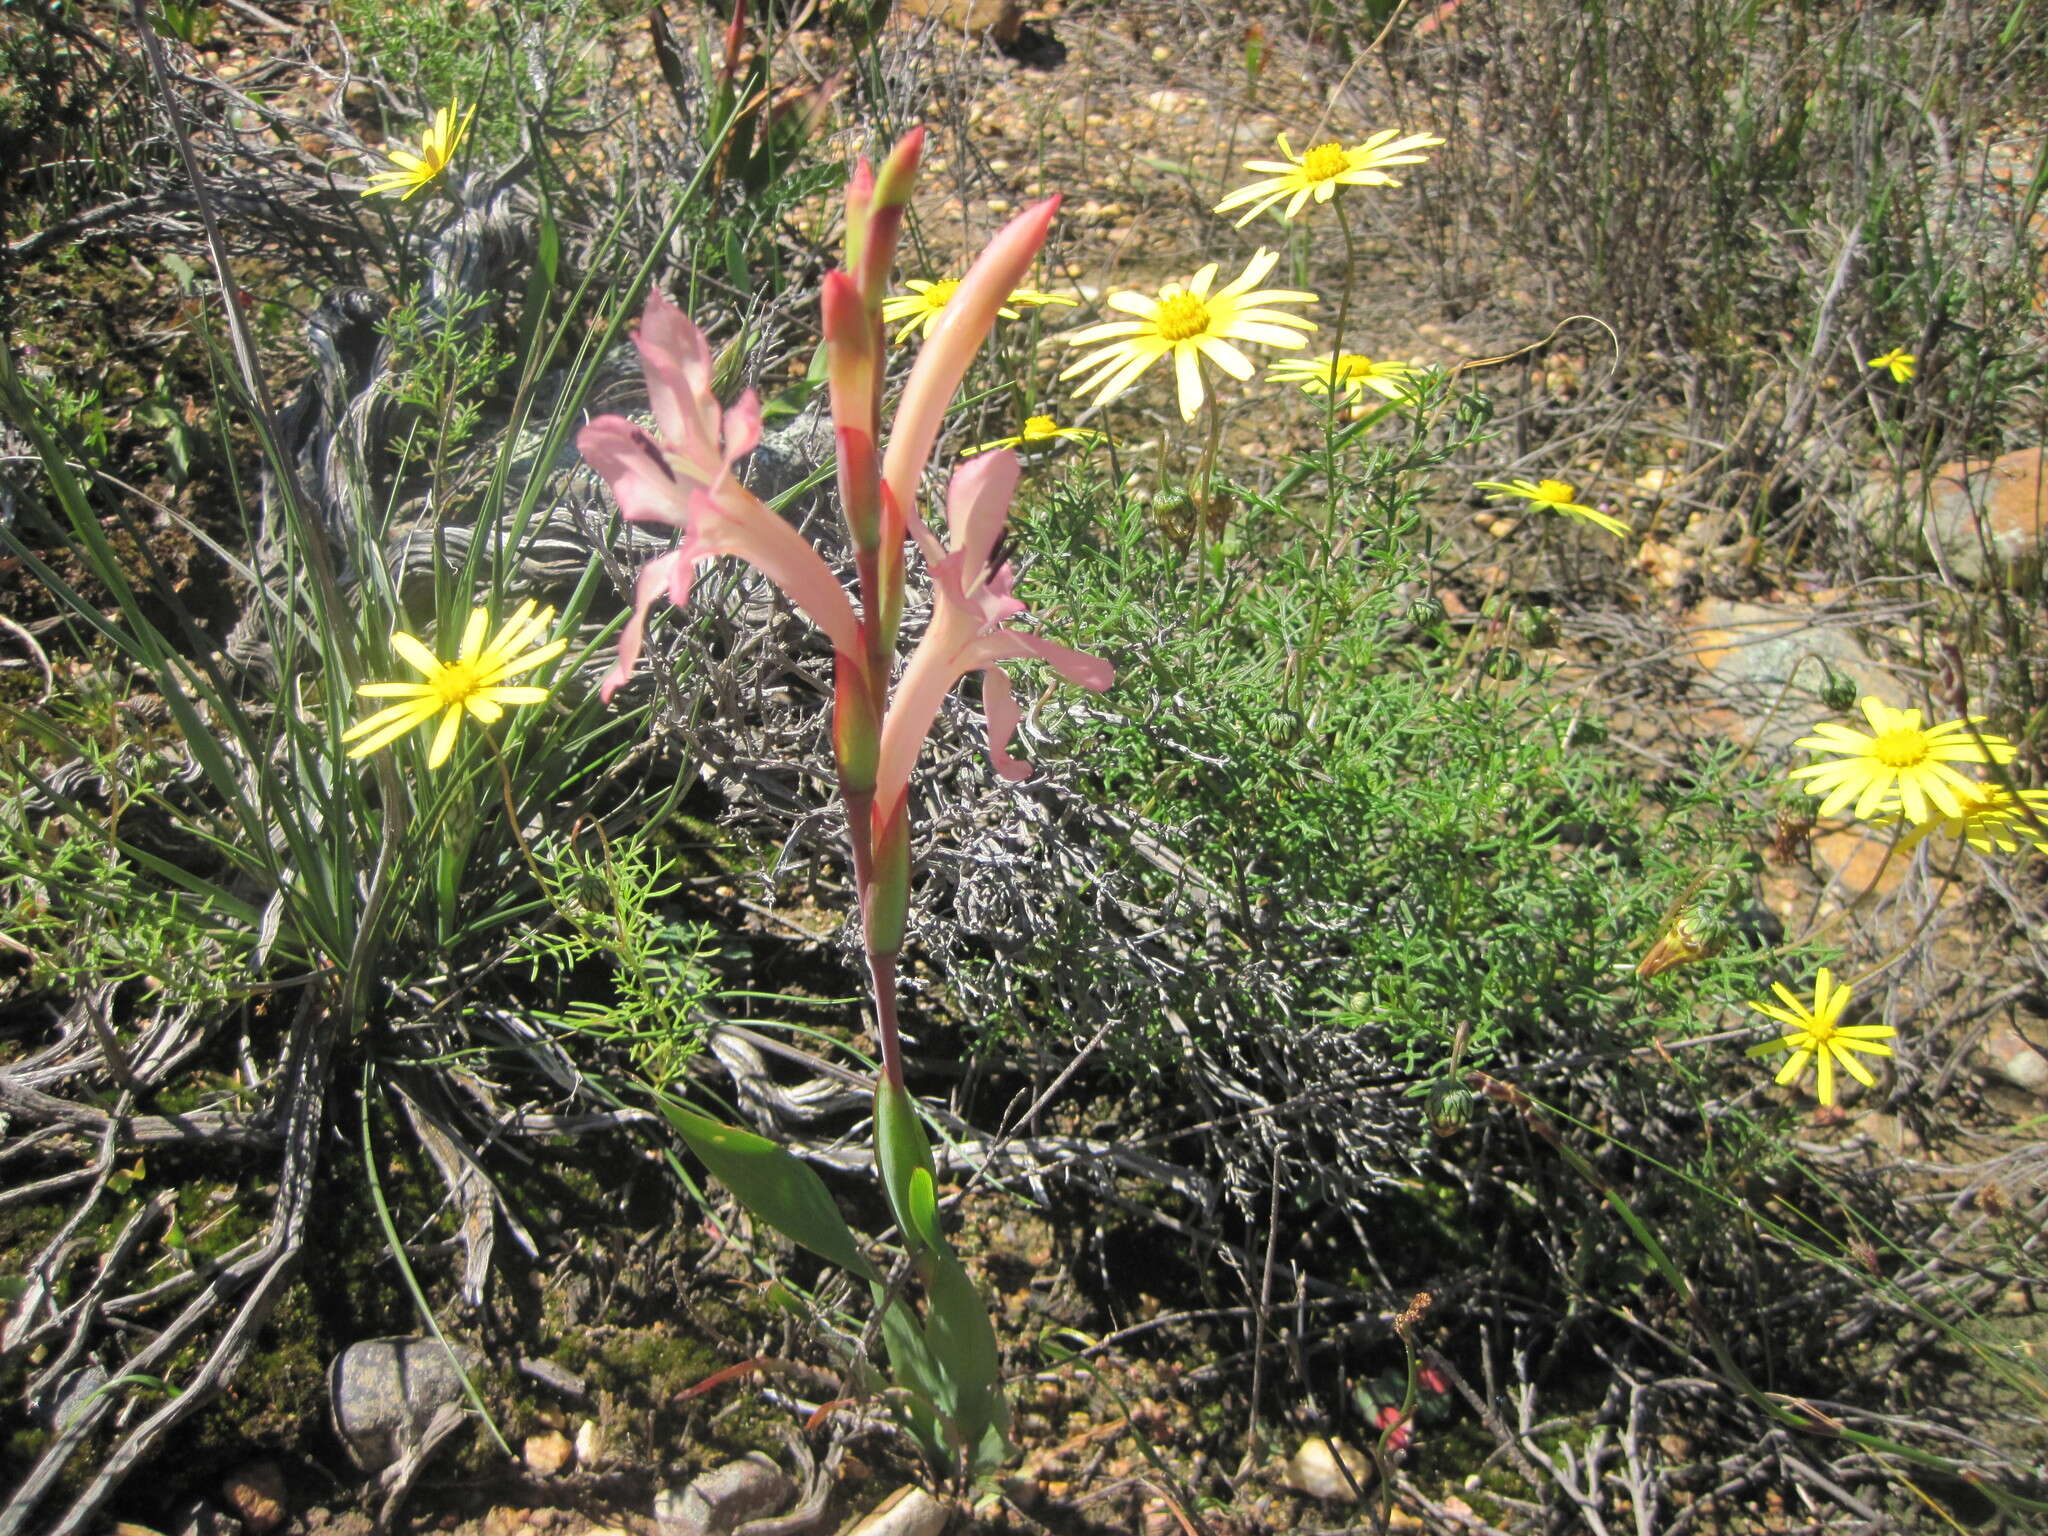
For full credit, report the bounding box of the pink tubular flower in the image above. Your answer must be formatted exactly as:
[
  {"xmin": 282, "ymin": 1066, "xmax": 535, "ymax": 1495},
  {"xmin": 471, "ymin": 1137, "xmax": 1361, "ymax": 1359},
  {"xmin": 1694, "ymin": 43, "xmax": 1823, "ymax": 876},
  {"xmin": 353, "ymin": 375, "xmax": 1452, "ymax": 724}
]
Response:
[
  {"xmin": 872, "ymin": 450, "xmax": 1113, "ymax": 819},
  {"xmin": 579, "ymin": 291, "xmax": 860, "ymax": 700}
]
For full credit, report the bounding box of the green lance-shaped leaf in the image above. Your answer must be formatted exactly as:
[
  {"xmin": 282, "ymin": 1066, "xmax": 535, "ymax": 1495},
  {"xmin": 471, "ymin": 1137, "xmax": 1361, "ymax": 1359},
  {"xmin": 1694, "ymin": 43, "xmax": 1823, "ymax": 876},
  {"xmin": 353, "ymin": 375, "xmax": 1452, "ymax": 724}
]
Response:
[
  {"xmin": 920, "ymin": 1240, "xmax": 1011, "ymax": 1460},
  {"xmin": 874, "ymin": 1078, "xmax": 939, "ymax": 1254},
  {"xmin": 905, "ymin": 1167, "xmax": 943, "ymax": 1251},
  {"xmin": 654, "ymin": 1096, "xmax": 876, "ymax": 1280},
  {"xmin": 872, "ymin": 1281, "xmax": 948, "ymax": 1466}
]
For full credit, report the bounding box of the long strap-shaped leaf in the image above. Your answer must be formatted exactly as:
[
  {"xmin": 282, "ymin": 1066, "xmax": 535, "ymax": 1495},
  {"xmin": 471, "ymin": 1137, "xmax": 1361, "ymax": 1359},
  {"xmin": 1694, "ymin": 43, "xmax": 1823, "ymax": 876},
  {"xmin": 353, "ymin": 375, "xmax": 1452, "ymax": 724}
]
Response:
[{"xmin": 651, "ymin": 1093, "xmax": 877, "ymax": 1281}]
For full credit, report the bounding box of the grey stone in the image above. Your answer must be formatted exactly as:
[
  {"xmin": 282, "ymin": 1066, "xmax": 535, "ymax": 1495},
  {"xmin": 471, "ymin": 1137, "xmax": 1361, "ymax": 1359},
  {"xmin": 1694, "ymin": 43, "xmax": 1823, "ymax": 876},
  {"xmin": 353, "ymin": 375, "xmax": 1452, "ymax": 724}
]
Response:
[
  {"xmin": 652, "ymin": 1453, "xmax": 792, "ymax": 1536},
  {"xmin": 327, "ymin": 1336, "xmax": 482, "ymax": 1474},
  {"xmin": 515, "ymin": 1355, "xmax": 587, "ymax": 1400},
  {"xmin": 1679, "ymin": 597, "xmax": 1893, "ymax": 753},
  {"xmin": 746, "ymin": 400, "xmax": 837, "ymax": 514},
  {"xmin": 1979, "ymin": 1020, "xmax": 2048, "ymax": 1097}
]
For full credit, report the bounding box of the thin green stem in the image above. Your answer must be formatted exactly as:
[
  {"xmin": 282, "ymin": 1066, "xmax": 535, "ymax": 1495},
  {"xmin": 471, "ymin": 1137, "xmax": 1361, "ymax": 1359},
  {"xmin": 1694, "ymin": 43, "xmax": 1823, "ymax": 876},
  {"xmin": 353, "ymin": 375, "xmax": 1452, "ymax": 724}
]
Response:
[
  {"xmin": 1190, "ymin": 391, "xmax": 1227, "ymax": 603},
  {"xmin": 357, "ymin": 1062, "xmax": 513, "ymax": 1458}
]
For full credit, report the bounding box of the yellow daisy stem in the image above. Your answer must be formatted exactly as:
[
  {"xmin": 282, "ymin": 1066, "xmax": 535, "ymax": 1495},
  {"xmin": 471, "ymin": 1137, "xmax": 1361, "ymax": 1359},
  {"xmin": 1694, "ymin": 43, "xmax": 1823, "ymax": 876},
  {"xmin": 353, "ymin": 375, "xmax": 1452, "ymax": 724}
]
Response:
[
  {"xmin": 486, "ymin": 736, "xmax": 551, "ymax": 900},
  {"xmin": 1330, "ymin": 197, "xmax": 1359, "ymax": 397},
  {"xmin": 1194, "ymin": 390, "xmax": 1226, "ymax": 569},
  {"xmin": 1844, "ymin": 836, "xmax": 1968, "ymax": 992},
  {"xmin": 1320, "ymin": 197, "xmax": 1364, "ymax": 547},
  {"xmin": 1289, "ymin": 249, "xmax": 1358, "ymax": 708}
]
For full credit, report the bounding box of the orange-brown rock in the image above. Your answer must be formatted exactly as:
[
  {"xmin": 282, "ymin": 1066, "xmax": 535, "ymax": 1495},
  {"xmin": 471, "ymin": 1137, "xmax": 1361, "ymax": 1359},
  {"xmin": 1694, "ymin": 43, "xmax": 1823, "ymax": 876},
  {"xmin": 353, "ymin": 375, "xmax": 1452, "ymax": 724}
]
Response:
[
  {"xmin": 1862, "ymin": 445, "xmax": 2047, "ymax": 586},
  {"xmin": 894, "ymin": 0, "xmax": 1023, "ymax": 46}
]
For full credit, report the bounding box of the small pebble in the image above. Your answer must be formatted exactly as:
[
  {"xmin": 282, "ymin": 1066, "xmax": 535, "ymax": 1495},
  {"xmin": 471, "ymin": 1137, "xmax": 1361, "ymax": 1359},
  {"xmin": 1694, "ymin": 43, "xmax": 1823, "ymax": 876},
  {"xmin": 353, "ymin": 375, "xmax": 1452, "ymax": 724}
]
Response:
[{"xmin": 523, "ymin": 1429, "xmax": 574, "ymax": 1477}]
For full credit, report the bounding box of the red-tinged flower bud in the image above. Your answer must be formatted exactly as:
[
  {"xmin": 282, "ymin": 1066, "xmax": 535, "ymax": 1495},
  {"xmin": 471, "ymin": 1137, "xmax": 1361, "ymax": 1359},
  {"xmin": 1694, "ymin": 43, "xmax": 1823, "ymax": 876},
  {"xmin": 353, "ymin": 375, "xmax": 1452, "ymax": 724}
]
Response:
[
  {"xmin": 824, "ymin": 266, "xmax": 879, "ymax": 434},
  {"xmin": 858, "ymin": 128, "xmax": 925, "ymax": 308},
  {"xmin": 871, "ymin": 126, "xmax": 925, "ymax": 210},
  {"xmin": 717, "ymin": 0, "xmax": 746, "ymax": 89},
  {"xmin": 881, "ymin": 196, "xmax": 1061, "ymax": 519},
  {"xmin": 845, "ymin": 157, "xmax": 874, "ymax": 274},
  {"xmin": 834, "ymin": 425, "xmax": 881, "ymax": 562}
]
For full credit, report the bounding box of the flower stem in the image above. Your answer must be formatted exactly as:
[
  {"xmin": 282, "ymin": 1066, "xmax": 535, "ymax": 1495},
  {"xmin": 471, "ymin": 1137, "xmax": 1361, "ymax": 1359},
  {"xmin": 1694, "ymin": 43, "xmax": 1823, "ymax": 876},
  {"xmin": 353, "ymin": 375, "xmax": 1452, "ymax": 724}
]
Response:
[
  {"xmin": 1193, "ymin": 390, "xmax": 1226, "ymax": 586},
  {"xmin": 1332, "ymin": 197, "xmax": 1359, "ymax": 362},
  {"xmin": 1323, "ymin": 196, "xmax": 1364, "ymax": 550},
  {"xmin": 841, "ymin": 783, "xmax": 906, "ymax": 1092},
  {"xmin": 843, "ymin": 784, "xmax": 878, "ymax": 933},
  {"xmin": 867, "ymin": 947, "xmax": 906, "ymax": 1092}
]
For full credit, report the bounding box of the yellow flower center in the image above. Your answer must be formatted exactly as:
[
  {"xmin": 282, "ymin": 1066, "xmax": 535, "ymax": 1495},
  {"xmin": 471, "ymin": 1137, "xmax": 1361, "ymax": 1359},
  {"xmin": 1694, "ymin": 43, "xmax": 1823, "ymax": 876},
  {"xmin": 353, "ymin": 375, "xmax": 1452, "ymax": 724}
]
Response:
[
  {"xmin": 430, "ymin": 660, "xmax": 484, "ymax": 707},
  {"xmin": 1021, "ymin": 415, "xmax": 1059, "ymax": 440},
  {"xmin": 1300, "ymin": 141, "xmax": 1352, "ymax": 183},
  {"xmin": 1334, "ymin": 354, "xmax": 1373, "ymax": 379},
  {"xmin": 1802, "ymin": 1016, "xmax": 1838, "ymax": 1045},
  {"xmin": 1154, "ymin": 291, "xmax": 1213, "ymax": 343},
  {"xmin": 922, "ymin": 279, "xmax": 960, "ymax": 310},
  {"xmin": 1532, "ymin": 480, "xmax": 1576, "ymax": 505},
  {"xmin": 1945, "ymin": 783, "xmax": 1995, "ymax": 817},
  {"xmin": 1870, "ymin": 728, "xmax": 1931, "ymax": 769}
]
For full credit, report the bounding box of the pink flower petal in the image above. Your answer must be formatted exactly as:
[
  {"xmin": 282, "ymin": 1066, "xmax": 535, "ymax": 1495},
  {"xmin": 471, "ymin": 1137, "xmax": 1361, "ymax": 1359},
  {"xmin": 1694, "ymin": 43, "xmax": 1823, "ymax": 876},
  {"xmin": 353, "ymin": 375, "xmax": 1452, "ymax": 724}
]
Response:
[
  {"xmin": 600, "ymin": 549, "xmax": 686, "ymax": 703},
  {"xmin": 634, "ymin": 290, "xmax": 720, "ymax": 466},
  {"xmin": 577, "ymin": 416, "xmax": 693, "ymax": 530},
  {"xmin": 584, "ymin": 292, "xmax": 861, "ymax": 696},
  {"xmin": 872, "ymin": 455, "xmax": 1111, "ymax": 812},
  {"xmin": 881, "ymin": 198, "xmax": 1060, "ymax": 522}
]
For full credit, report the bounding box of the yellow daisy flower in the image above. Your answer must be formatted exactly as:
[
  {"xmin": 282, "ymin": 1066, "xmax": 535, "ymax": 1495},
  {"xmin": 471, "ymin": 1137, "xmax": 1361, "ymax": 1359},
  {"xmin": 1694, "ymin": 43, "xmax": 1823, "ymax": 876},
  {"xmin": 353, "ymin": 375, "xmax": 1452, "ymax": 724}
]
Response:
[
  {"xmin": 1213, "ymin": 129, "xmax": 1445, "ymax": 227},
  {"xmin": 882, "ymin": 277, "xmax": 1077, "ymax": 344},
  {"xmin": 361, "ymin": 102, "xmax": 477, "ymax": 201},
  {"xmin": 1866, "ymin": 347, "xmax": 1916, "ymax": 384},
  {"xmin": 1268, "ymin": 351, "xmax": 1416, "ymax": 404},
  {"xmin": 1058, "ymin": 248, "xmax": 1319, "ymax": 421},
  {"xmin": 1743, "ymin": 968, "xmax": 1894, "ymax": 1107},
  {"xmin": 342, "ymin": 601, "xmax": 566, "ymax": 768},
  {"xmin": 1789, "ymin": 697, "xmax": 2017, "ymax": 824},
  {"xmin": 1472, "ymin": 477, "xmax": 1630, "ymax": 538},
  {"xmin": 962, "ymin": 413, "xmax": 1106, "ymax": 456},
  {"xmin": 1869, "ymin": 781, "xmax": 2048, "ymax": 854}
]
